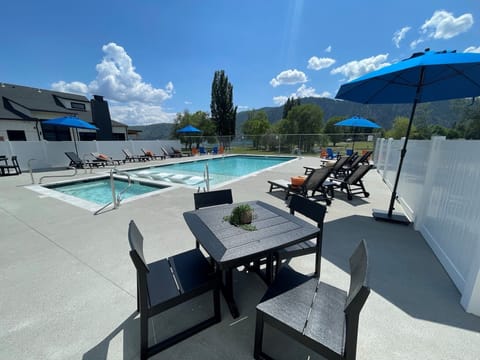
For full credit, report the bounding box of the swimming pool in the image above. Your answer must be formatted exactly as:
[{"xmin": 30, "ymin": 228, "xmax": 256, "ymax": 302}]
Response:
[
  {"xmin": 28, "ymin": 176, "xmax": 171, "ymax": 212},
  {"xmin": 129, "ymin": 155, "xmax": 296, "ymax": 187}
]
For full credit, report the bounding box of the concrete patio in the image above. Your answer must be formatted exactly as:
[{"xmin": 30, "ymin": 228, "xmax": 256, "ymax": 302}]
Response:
[{"xmin": 1, "ymin": 155, "xmax": 479, "ymax": 359}]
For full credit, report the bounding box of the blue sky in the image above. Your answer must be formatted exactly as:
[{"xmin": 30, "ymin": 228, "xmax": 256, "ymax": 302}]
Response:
[{"xmin": 1, "ymin": 1, "xmax": 479, "ymax": 125}]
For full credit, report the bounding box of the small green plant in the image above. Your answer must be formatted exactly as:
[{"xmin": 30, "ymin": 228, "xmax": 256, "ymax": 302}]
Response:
[{"xmin": 223, "ymin": 204, "xmax": 257, "ymax": 231}]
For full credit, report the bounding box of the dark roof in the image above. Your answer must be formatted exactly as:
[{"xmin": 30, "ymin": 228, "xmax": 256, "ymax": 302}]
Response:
[{"xmin": 0, "ymin": 83, "xmax": 91, "ymax": 121}]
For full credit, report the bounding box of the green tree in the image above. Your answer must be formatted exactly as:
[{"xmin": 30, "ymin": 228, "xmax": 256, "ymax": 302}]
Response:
[
  {"xmin": 172, "ymin": 110, "xmax": 215, "ymax": 148},
  {"xmin": 242, "ymin": 110, "xmax": 270, "ymax": 149},
  {"xmin": 280, "ymin": 104, "xmax": 324, "ymax": 152},
  {"xmin": 385, "ymin": 116, "xmax": 417, "ymax": 139},
  {"xmin": 324, "ymin": 116, "xmax": 344, "ymax": 146},
  {"xmin": 282, "ymin": 97, "xmax": 301, "ymax": 118},
  {"xmin": 210, "ymin": 70, "xmax": 237, "ymax": 146}
]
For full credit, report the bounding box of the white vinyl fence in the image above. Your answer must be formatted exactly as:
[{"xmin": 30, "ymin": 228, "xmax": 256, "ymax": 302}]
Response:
[
  {"xmin": 0, "ymin": 139, "xmax": 182, "ymax": 171},
  {"xmin": 375, "ymin": 136, "xmax": 480, "ymax": 315}
]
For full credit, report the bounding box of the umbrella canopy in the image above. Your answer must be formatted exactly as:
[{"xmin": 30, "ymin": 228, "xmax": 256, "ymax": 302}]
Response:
[
  {"xmin": 335, "ymin": 117, "xmax": 381, "ymax": 128},
  {"xmin": 42, "ymin": 116, "xmax": 98, "ymax": 156},
  {"xmin": 177, "ymin": 125, "xmax": 201, "ymax": 133},
  {"xmin": 335, "ymin": 117, "xmax": 381, "ymax": 151},
  {"xmin": 336, "ymin": 49, "xmax": 480, "ymax": 224},
  {"xmin": 42, "ymin": 116, "xmax": 99, "ymax": 130}
]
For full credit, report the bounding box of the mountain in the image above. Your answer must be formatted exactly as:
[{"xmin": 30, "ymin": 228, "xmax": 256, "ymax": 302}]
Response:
[{"xmin": 133, "ymin": 97, "xmax": 464, "ymax": 139}]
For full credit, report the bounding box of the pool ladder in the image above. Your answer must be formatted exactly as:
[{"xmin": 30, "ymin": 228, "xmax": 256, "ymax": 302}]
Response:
[
  {"xmin": 94, "ymin": 168, "xmax": 132, "ymax": 215},
  {"xmin": 198, "ymin": 163, "xmax": 211, "ymax": 192}
]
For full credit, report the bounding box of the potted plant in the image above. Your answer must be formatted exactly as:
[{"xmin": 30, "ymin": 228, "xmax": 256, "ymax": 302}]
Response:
[{"xmin": 224, "ymin": 204, "xmax": 256, "ymax": 230}]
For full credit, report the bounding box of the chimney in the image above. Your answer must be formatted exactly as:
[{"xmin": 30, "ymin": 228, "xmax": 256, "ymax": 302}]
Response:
[{"xmin": 91, "ymin": 95, "xmax": 113, "ymax": 140}]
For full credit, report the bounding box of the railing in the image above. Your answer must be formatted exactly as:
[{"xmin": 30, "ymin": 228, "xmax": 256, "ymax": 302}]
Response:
[
  {"xmin": 38, "ymin": 165, "xmax": 78, "ymax": 184},
  {"xmin": 94, "ymin": 168, "xmax": 132, "ymax": 215}
]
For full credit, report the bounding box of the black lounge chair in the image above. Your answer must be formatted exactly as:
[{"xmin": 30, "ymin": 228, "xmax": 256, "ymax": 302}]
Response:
[
  {"xmin": 128, "ymin": 220, "xmax": 221, "ymax": 360},
  {"xmin": 141, "ymin": 148, "xmax": 165, "ymax": 160},
  {"xmin": 268, "ymin": 167, "xmax": 334, "ymax": 205},
  {"xmin": 161, "ymin": 146, "xmax": 180, "ymax": 158},
  {"xmin": 331, "ymin": 164, "xmax": 372, "ymax": 200},
  {"xmin": 122, "ymin": 148, "xmax": 149, "ymax": 162},
  {"xmin": 254, "ymin": 240, "xmax": 370, "ymax": 360},
  {"xmin": 339, "ymin": 150, "xmax": 373, "ymax": 177},
  {"xmin": 0, "ymin": 155, "xmax": 22, "ymax": 176},
  {"xmin": 65, "ymin": 152, "xmax": 99, "ymax": 169},
  {"xmin": 273, "ymin": 194, "xmax": 326, "ymax": 276},
  {"xmin": 91, "ymin": 152, "xmax": 125, "ymax": 165}
]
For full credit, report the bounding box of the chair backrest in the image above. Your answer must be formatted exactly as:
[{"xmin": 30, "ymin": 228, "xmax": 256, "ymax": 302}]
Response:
[
  {"xmin": 123, "ymin": 148, "xmax": 133, "ymax": 158},
  {"xmin": 331, "ymin": 156, "xmax": 350, "ymax": 172},
  {"xmin": 304, "ymin": 167, "xmax": 332, "ymax": 192},
  {"xmin": 344, "ymin": 239, "xmax": 370, "ymax": 360},
  {"xmin": 288, "ymin": 194, "xmax": 326, "ymax": 226},
  {"xmin": 65, "ymin": 151, "xmax": 82, "ymax": 164},
  {"xmin": 199, "ymin": 146, "xmax": 206, "ymax": 154},
  {"xmin": 326, "ymin": 148, "xmax": 335, "ymax": 159},
  {"xmin": 128, "ymin": 220, "xmax": 149, "ymax": 274},
  {"xmin": 194, "ymin": 189, "xmax": 233, "ymax": 209},
  {"xmin": 345, "ymin": 164, "xmax": 371, "ymax": 185},
  {"xmin": 346, "ymin": 149, "xmax": 353, "ymax": 156}
]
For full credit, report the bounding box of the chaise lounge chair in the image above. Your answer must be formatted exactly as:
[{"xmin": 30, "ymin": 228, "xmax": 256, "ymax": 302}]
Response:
[
  {"xmin": 141, "ymin": 148, "xmax": 165, "ymax": 160},
  {"xmin": 91, "ymin": 152, "xmax": 125, "ymax": 165},
  {"xmin": 330, "ymin": 164, "xmax": 372, "ymax": 200},
  {"xmin": 122, "ymin": 148, "xmax": 150, "ymax": 162},
  {"xmin": 0, "ymin": 155, "xmax": 22, "ymax": 176},
  {"xmin": 65, "ymin": 152, "xmax": 100, "ymax": 169},
  {"xmin": 161, "ymin": 146, "xmax": 180, "ymax": 158},
  {"xmin": 268, "ymin": 167, "xmax": 334, "ymax": 205}
]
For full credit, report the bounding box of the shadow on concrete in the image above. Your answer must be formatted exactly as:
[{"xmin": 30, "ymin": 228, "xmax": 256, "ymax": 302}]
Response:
[{"xmin": 322, "ymin": 215, "xmax": 480, "ymax": 331}]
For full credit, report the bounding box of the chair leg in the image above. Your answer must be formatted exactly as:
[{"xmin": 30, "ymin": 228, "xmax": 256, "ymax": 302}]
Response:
[
  {"xmin": 140, "ymin": 311, "xmax": 149, "ymax": 360},
  {"xmin": 254, "ymin": 310, "xmax": 265, "ymax": 360}
]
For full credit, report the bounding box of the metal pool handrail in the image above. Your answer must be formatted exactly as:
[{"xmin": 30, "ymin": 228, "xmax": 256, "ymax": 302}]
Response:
[{"xmin": 94, "ymin": 168, "xmax": 132, "ymax": 215}]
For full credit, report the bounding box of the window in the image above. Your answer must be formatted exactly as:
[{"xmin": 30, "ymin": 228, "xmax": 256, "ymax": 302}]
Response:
[
  {"xmin": 79, "ymin": 132, "xmax": 96, "ymax": 141},
  {"xmin": 112, "ymin": 132, "xmax": 126, "ymax": 140},
  {"xmin": 7, "ymin": 130, "xmax": 26, "ymax": 141},
  {"xmin": 71, "ymin": 102, "xmax": 86, "ymax": 110},
  {"xmin": 41, "ymin": 124, "xmax": 71, "ymax": 141}
]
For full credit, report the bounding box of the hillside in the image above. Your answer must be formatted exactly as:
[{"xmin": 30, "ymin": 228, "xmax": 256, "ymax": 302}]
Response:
[{"xmin": 133, "ymin": 97, "xmax": 465, "ymax": 139}]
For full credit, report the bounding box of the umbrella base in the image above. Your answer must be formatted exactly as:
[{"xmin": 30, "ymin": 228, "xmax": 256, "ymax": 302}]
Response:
[{"xmin": 372, "ymin": 209, "xmax": 410, "ymax": 225}]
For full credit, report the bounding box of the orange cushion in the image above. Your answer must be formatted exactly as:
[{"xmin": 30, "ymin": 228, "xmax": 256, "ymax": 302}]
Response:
[
  {"xmin": 98, "ymin": 153, "xmax": 109, "ymax": 160},
  {"xmin": 145, "ymin": 151, "xmax": 153, "ymax": 157},
  {"xmin": 291, "ymin": 176, "xmax": 306, "ymax": 186}
]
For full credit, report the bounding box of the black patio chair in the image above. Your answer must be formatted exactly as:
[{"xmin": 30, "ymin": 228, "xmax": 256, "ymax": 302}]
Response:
[
  {"xmin": 128, "ymin": 220, "xmax": 221, "ymax": 360},
  {"xmin": 0, "ymin": 155, "xmax": 22, "ymax": 176},
  {"xmin": 273, "ymin": 194, "xmax": 326, "ymax": 277},
  {"xmin": 331, "ymin": 164, "xmax": 372, "ymax": 200},
  {"xmin": 254, "ymin": 240, "xmax": 370, "ymax": 360},
  {"xmin": 64, "ymin": 152, "xmax": 99, "ymax": 169},
  {"xmin": 193, "ymin": 189, "xmax": 233, "ymax": 248}
]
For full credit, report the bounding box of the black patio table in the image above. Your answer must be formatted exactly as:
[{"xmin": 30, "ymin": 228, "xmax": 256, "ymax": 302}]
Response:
[{"xmin": 183, "ymin": 200, "xmax": 320, "ymax": 318}]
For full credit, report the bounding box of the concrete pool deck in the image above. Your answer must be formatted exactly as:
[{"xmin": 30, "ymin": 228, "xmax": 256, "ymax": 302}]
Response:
[{"xmin": 1, "ymin": 155, "xmax": 479, "ymax": 359}]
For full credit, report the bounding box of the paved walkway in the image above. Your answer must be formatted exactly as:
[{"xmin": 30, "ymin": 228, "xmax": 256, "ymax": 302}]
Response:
[{"xmin": 1, "ymin": 155, "xmax": 479, "ymax": 359}]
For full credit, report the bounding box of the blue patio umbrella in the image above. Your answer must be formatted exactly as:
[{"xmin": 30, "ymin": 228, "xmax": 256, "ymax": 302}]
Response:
[
  {"xmin": 176, "ymin": 124, "xmax": 202, "ymax": 133},
  {"xmin": 42, "ymin": 116, "xmax": 98, "ymax": 156},
  {"xmin": 335, "ymin": 117, "xmax": 381, "ymax": 151},
  {"xmin": 176, "ymin": 125, "xmax": 202, "ymax": 149},
  {"xmin": 336, "ymin": 49, "xmax": 480, "ymax": 224}
]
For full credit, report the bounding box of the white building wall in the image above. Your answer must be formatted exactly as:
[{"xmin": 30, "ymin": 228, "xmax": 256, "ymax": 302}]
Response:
[{"xmin": 0, "ymin": 120, "xmax": 40, "ymax": 141}]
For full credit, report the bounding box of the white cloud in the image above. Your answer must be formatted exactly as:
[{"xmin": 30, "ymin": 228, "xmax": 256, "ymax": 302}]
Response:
[
  {"xmin": 464, "ymin": 46, "xmax": 480, "ymax": 53},
  {"xmin": 325, "ymin": 45, "xmax": 332, "ymax": 53},
  {"xmin": 410, "ymin": 10, "xmax": 474, "ymax": 49},
  {"xmin": 109, "ymin": 101, "xmax": 176, "ymax": 125},
  {"xmin": 330, "ymin": 54, "xmax": 390, "ymax": 81},
  {"xmin": 272, "ymin": 84, "xmax": 331, "ymax": 105},
  {"xmin": 393, "ymin": 26, "xmax": 411, "ymax": 48},
  {"xmin": 51, "ymin": 42, "xmax": 175, "ymax": 125},
  {"xmin": 270, "ymin": 69, "xmax": 307, "ymax": 87},
  {"xmin": 307, "ymin": 56, "xmax": 336, "ymax": 70},
  {"xmin": 421, "ymin": 10, "xmax": 473, "ymax": 40}
]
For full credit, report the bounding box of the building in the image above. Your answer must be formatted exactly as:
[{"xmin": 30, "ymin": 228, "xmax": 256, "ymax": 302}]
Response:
[{"xmin": 0, "ymin": 83, "xmax": 128, "ymax": 141}]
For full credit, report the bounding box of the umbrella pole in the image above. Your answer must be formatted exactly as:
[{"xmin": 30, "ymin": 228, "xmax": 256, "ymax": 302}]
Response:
[
  {"xmin": 373, "ymin": 99, "xmax": 418, "ymax": 225},
  {"xmin": 73, "ymin": 129, "xmax": 79, "ymax": 156},
  {"xmin": 373, "ymin": 67, "xmax": 426, "ymax": 225}
]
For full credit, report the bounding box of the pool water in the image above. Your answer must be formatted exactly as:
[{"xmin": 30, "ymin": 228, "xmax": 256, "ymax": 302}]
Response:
[
  {"xmin": 46, "ymin": 178, "xmax": 168, "ymax": 205},
  {"xmin": 131, "ymin": 155, "xmax": 295, "ymax": 186}
]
